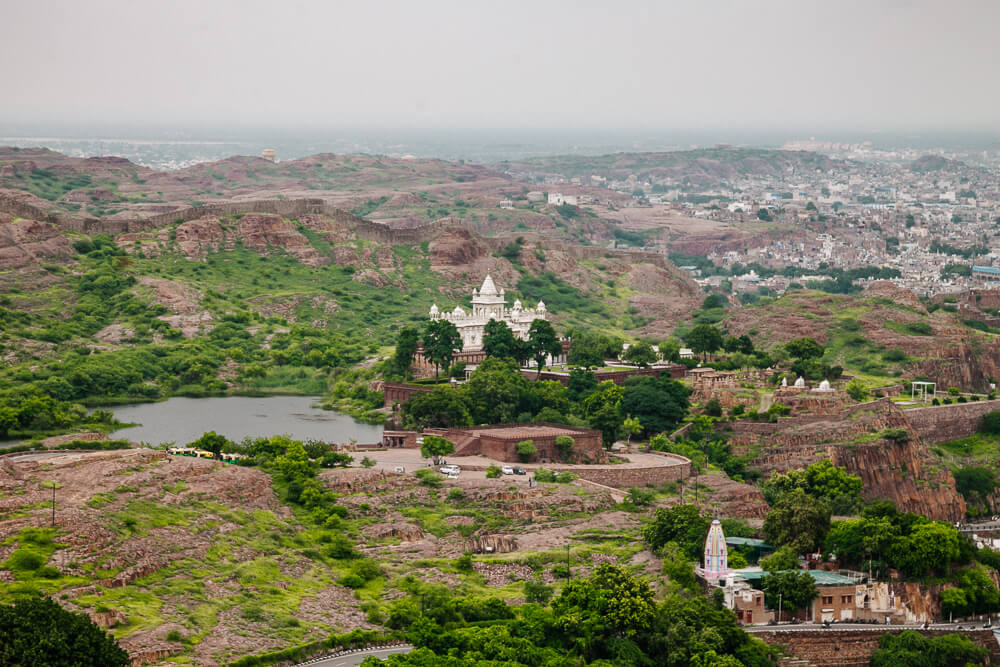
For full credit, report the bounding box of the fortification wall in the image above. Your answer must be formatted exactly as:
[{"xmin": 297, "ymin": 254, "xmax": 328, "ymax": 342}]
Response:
[
  {"xmin": 750, "ymin": 628, "xmax": 1000, "ymax": 667},
  {"xmin": 905, "ymin": 399, "xmax": 1000, "ymax": 445}
]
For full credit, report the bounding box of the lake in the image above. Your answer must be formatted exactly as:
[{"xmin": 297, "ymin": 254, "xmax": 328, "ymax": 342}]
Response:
[{"xmin": 108, "ymin": 395, "xmax": 384, "ymax": 446}]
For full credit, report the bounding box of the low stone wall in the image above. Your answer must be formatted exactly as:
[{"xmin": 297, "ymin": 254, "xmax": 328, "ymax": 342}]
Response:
[
  {"xmin": 905, "ymin": 399, "xmax": 1000, "ymax": 445},
  {"xmin": 751, "ymin": 628, "xmax": 1000, "ymax": 667},
  {"xmin": 558, "ymin": 458, "xmax": 691, "ymax": 489}
]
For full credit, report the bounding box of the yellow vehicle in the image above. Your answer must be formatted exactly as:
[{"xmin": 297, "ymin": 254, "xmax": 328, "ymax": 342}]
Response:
[
  {"xmin": 167, "ymin": 447, "xmax": 197, "ymax": 457},
  {"xmin": 195, "ymin": 449, "xmax": 215, "ymax": 459}
]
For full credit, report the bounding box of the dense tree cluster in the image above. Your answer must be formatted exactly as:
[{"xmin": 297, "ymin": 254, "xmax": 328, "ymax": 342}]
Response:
[
  {"xmin": 0, "ymin": 597, "xmax": 130, "ymax": 666},
  {"xmin": 761, "ymin": 459, "xmax": 863, "ymax": 514},
  {"xmin": 371, "ymin": 563, "xmax": 775, "ymax": 667},
  {"xmin": 403, "ymin": 358, "xmax": 690, "ymax": 448}
]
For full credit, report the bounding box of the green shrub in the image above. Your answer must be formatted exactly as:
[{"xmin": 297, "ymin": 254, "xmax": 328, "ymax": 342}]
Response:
[
  {"xmin": 338, "ymin": 574, "xmax": 365, "ymax": 589},
  {"xmin": 165, "ymin": 630, "xmax": 184, "ymax": 642},
  {"xmin": 454, "ymin": 554, "xmax": 473, "ymax": 572},
  {"xmin": 7, "ymin": 550, "xmax": 44, "ymax": 572},
  {"xmin": 414, "ymin": 468, "xmax": 442, "ymax": 487},
  {"xmin": 34, "ymin": 566, "xmax": 60, "ymax": 579},
  {"xmin": 485, "ymin": 465, "xmax": 502, "ymax": 479},
  {"xmin": 516, "ymin": 439, "xmax": 537, "ymax": 462},
  {"xmin": 524, "ymin": 581, "xmax": 553, "ymax": 604}
]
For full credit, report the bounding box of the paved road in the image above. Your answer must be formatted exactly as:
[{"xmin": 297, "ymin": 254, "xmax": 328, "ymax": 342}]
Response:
[
  {"xmin": 746, "ymin": 622, "xmax": 995, "ymax": 633},
  {"xmin": 295, "ymin": 645, "xmax": 412, "ymax": 667}
]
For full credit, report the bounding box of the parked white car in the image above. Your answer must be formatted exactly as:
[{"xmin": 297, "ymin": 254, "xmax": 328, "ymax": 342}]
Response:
[
  {"xmin": 501, "ymin": 465, "xmax": 514, "ymax": 475},
  {"xmin": 439, "ymin": 464, "xmax": 461, "ymax": 476}
]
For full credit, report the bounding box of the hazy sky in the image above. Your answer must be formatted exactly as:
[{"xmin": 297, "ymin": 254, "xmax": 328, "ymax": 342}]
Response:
[{"xmin": 4, "ymin": 0, "xmax": 999, "ymax": 132}]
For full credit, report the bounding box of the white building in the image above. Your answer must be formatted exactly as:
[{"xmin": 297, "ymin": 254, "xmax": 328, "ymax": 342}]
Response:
[{"xmin": 429, "ymin": 275, "xmax": 546, "ymax": 352}]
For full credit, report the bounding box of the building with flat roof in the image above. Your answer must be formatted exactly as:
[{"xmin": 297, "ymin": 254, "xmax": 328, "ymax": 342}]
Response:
[{"xmin": 425, "ymin": 422, "xmax": 604, "ymax": 463}]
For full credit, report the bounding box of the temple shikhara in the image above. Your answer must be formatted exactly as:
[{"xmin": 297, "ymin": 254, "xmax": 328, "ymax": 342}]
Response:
[
  {"xmin": 429, "ymin": 274, "xmax": 546, "ymax": 352},
  {"xmin": 702, "ymin": 518, "xmax": 729, "ymax": 580}
]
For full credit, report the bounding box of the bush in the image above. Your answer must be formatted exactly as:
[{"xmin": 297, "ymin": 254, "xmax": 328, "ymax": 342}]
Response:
[
  {"xmin": 7, "ymin": 550, "xmax": 44, "ymax": 572},
  {"xmin": 627, "ymin": 487, "xmax": 655, "ymax": 506},
  {"xmin": 515, "ymin": 439, "xmax": 537, "ymax": 462},
  {"xmin": 165, "ymin": 630, "xmax": 184, "ymax": 642},
  {"xmin": 485, "ymin": 465, "xmax": 502, "ymax": 479},
  {"xmin": 360, "ymin": 456, "xmax": 376, "ymax": 468},
  {"xmin": 981, "ymin": 411, "xmax": 1000, "ymax": 435},
  {"xmin": 338, "ymin": 574, "xmax": 365, "ymax": 589},
  {"xmin": 414, "ymin": 468, "xmax": 442, "ymax": 487},
  {"xmin": 524, "ymin": 581, "xmax": 553, "ymax": 604},
  {"xmin": 454, "ymin": 554, "xmax": 473, "ymax": 572}
]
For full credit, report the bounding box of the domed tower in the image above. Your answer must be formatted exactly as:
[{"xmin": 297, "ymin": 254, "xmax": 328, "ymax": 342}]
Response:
[{"xmin": 471, "ymin": 274, "xmax": 506, "ymax": 321}]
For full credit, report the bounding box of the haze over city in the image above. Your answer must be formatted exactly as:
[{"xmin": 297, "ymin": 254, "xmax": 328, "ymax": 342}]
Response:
[{"xmin": 3, "ymin": 0, "xmax": 999, "ymax": 134}]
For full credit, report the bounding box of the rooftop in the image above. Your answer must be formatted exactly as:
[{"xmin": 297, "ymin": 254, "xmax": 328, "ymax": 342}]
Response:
[
  {"xmin": 734, "ymin": 569, "xmax": 858, "ymax": 586},
  {"xmin": 468, "ymin": 424, "xmax": 589, "ymax": 440}
]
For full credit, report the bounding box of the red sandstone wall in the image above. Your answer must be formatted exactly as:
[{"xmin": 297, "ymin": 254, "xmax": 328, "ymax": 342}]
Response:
[
  {"xmin": 751, "ymin": 628, "xmax": 1000, "ymax": 667},
  {"xmin": 905, "ymin": 399, "xmax": 1000, "ymax": 445}
]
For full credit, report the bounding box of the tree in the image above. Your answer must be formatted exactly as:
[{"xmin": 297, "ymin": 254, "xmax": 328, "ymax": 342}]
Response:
[
  {"xmin": 482, "ymin": 319, "xmax": 517, "ymax": 360},
  {"xmin": 980, "ymin": 410, "xmax": 1000, "ymax": 435},
  {"xmin": 871, "ymin": 630, "xmax": 987, "ymax": 667},
  {"xmin": 567, "ymin": 368, "xmax": 598, "ymax": 402},
  {"xmin": 0, "ymin": 597, "xmax": 130, "ymax": 666},
  {"xmin": 761, "ymin": 570, "xmax": 817, "ymax": 618},
  {"xmin": 784, "ymin": 337, "xmax": 824, "ymax": 360},
  {"xmin": 756, "ymin": 208, "xmax": 772, "ymax": 222},
  {"xmin": 582, "ymin": 381, "xmax": 625, "ymax": 447},
  {"xmin": 643, "ymin": 504, "xmax": 710, "ymax": 559},
  {"xmin": 845, "ymin": 378, "xmax": 868, "ymax": 402},
  {"xmin": 623, "ymin": 342, "xmax": 657, "ymax": 368},
  {"xmin": 622, "ymin": 415, "xmax": 642, "ymax": 445},
  {"xmin": 763, "ymin": 489, "xmax": 831, "ymax": 554},
  {"xmin": 527, "ymin": 319, "xmax": 561, "ymax": 378},
  {"xmin": 462, "ymin": 356, "xmax": 528, "ymax": 424},
  {"xmin": 759, "ymin": 546, "xmax": 800, "ymax": 572},
  {"xmin": 392, "ymin": 327, "xmax": 420, "ymax": 379},
  {"xmin": 420, "ymin": 435, "xmax": 455, "ymax": 465},
  {"xmin": 686, "ymin": 324, "xmax": 723, "ymax": 361},
  {"xmin": 954, "ymin": 466, "xmax": 997, "ymax": 504},
  {"xmin": 516, "ymin": 439, "xmax": 537, "ymax": 462},
  {"xmin": 554, "ymin": 435, "xmax": 574, "ymax": 459},
  {"xmin": 620, "ymin": 376, "xmax": 691, "ymax": 437},
  {"xmin": 889, "ymin": 522, "xmax": 961, "ymax": 576},
  {"xmin": 552, "ymin": 563, "xmax": 656, "ymax": 651},
  {"xmin": 403, "ymin": 387, "xmax": 472, "ymax": 429},
  {"xmin": 189, "ymin": 430, "xmax": 229, "ymax": 460},
  {"xmin": 423, "ymin": 319, "xmax": 462, "ymax": 381},
  {"xmin": 659, "ymin": 337, "xmax": 682, "ymax": 363}
]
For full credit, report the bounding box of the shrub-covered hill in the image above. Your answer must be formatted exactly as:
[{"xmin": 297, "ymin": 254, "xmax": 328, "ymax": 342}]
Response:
[
  {"xmin": 720, "ymin": 281, "xmax": 1000, "ymax": 390},
  {"xmin": 0, "ymin": 445, "xmax": 679, "ymax": 666},
  {"xmin": 0, "ymin": 207, "xmax": 698, "ymax": 410}
]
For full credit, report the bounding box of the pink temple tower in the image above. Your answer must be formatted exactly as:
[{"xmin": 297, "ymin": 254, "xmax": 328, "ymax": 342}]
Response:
[{"xmin": 703, "ymin": 518, "xmax": 729, "ymax": 580}]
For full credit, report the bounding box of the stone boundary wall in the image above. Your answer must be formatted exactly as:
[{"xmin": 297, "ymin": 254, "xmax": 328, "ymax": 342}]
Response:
[
  {"xmin": 905, "ymin": 398, "xmax": 1000, "ymax": 445},
  {"xmin": 382, "ymin": 382, "xmax": 437, "ymax": 408},
  {"xmin": 528, "ymin": 365, "xmax": 686, "ymax": 387},
  {"xmin": 749, "ymin": 628, "xmax": 1000, "ymax": 667},
  {"xmin": 566, "ymin": 457, "xmax": 690, "ymax": 488}
]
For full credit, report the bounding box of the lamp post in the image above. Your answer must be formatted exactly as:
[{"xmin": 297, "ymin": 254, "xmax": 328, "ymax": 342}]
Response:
[{"xmin": 778, "ymin": 593, "xmax": 783, "ymax": 625}]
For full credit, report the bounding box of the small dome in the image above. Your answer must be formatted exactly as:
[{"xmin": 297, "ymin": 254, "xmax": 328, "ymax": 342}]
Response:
[
  {"xmin": 513, "ymin": 299, "xmax": 522, "ymax": 309},
  {"xmin": 794, "ymin": 376, "xmax": 806, "ymax": 388},
  {"xmin": 430, "ymin": 303, "xmax": 439, "ymax": 315},
  {"xmin": 452, "ymin": 305, "xmax": 465, "ymax": 317},
  {"xmin": 536, "ymin": 300, "xmax": 546, "ymax": 312},
  {"xmin": 819, "ymin": 379, "xmax": 831, "ymax": 390}
]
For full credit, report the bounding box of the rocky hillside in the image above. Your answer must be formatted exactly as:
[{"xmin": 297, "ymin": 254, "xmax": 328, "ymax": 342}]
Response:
[{"xmin": 722, "ymin": 282, "xmax": 1000, "ymax": 391}]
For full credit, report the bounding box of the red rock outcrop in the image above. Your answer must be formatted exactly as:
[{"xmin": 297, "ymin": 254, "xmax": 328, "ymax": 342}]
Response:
[
  {"xmin": 731, "ymin": 398, "xmax": 966, "ymax": 521},
  {"xmin": 237, "ymin": 214, "xmax": 326, "ymax": 266},
  {"xmin": 175, "ymin": 216, "xmax": 227, "ymax": 258},
  {"xmin": 0, "ymin": 217, "xmax": 74, "ymax": 269}
]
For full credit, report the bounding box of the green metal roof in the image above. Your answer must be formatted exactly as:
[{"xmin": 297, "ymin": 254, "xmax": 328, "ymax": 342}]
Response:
[
  {"xmin": 725, "ymin": 537, "xmax": 772, "ymax": 548},
  {"xmin": 734, "ymin": 569, "xmax": 856, "ymax": 586}
]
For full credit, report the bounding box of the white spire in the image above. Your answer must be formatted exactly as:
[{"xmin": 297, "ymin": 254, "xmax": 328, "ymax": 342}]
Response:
[{"xmin": 479, "ymin": 274, "xmax": 498, "ymax": 296}]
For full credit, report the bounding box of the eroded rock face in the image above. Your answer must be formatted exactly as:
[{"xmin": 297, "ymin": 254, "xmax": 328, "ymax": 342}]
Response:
[
  {"xmin": 238, "ymin": 214, "xmax": 326, "ymax": 266},
  {"xmin": 733, "ymin": 398, "xmax": 966, "ymax": 521},
  {"xmin": 429, "ymin": 226, "xmax": 489, "ymax": 270},
  {"xmin": 0, "ymin": 217, "xmax": 74, "ymax": 269},
  {"xmin": 175, "ymin": 217, "xmax": 227, "ymax": 258}
]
